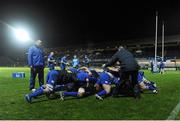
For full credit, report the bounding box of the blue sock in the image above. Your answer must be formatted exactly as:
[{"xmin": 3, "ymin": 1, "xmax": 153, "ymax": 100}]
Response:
[
  {"xmin": 148, "ymin": 85, "xmax": 156, "ymax": 91},
  {"xmin": 29, "ymin": 87, "xmax": 44, "ymax": 98},
  {"xmin": 97, "ymin": 90, "xmax": 107, "ymax": 96},
  {"xmin": 64, "ymin": 92, "xmax": 78, "ymax": 97}
]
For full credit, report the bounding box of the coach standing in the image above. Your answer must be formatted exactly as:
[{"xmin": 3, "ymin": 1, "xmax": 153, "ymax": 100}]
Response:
[
  {"xmin": 28, "ymin": 40, "xmax": 45, "ymax": 91},
  {"xmin": 104, "ymin": 46, "xmax": 140, "ymax": 98}
]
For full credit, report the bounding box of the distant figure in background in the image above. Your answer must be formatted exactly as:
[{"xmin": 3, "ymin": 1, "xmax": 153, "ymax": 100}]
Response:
[
  {"xmin": 150, "ymin": 61, "xmax": 153, "ymax": 73},
  {"xmin": 159, "ymin": 61, "xmax": 165, "ymax": 74},
  {"xmin": 28, "ymin": 40, "xmax": 45, "ymax": 91},
  {"xmin": 83, "ymin": 55, "xmax": 90, "ymax": 67},
  {"xmin": 103, "ymin": 46, "xmax": 140, "ymax": 99},
  {"xmin": 59, "ymin": 55, "xmax": 69, "ymax": 70},
  {"xmin": 72, "ymin": 55, "xmax": 79, "ymax": 68},
  {"xmin": 47, "ymin": 52, "xmax": 56, "ymax": 67}
]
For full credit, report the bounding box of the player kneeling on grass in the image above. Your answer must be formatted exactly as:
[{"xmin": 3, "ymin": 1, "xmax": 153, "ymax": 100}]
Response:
[
  {"xmin": 138, "ymin": 71, "xmax": 158, "ymax": 94},
  {"xmin": 95, "ymin": 71, "xmax": 120, "ymax": 100},
  {"xmin": 59, "ymin": 68, "xmax": 96, "ymax": 100},
  {"xmin": 25, "ymin": 64, "xmax": 61, "ymax": 103}
]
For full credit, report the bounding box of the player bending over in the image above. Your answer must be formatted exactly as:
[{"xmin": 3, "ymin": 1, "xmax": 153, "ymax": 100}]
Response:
[
  {"xmin": 138, "ymin": 71, "xmax": 158, "ymax": 94},
  {"xmin": 59, "ymin": 68, "xmax": 97, "ymax": 100},
  {"xmin": 25, "ymin": 65, "xmax": 63, "ymax": 103},
  {"xmin": 95, "ymin": 70, "xmax": 120, "ymax": 100}
]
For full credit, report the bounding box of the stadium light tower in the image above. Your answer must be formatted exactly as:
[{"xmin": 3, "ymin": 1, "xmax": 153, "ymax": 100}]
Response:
[{"xmin": 0, "ymin": 20, "xmax": 33, "ymax": 45}]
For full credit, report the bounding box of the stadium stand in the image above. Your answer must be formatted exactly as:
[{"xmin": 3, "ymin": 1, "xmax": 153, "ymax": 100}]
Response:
[{"xmin": 1, "ymin": 34, "xmax": 180, "ymax": 68}]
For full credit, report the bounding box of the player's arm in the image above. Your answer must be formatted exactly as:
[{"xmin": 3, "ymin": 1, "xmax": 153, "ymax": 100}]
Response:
[
  {"xmin": 107, "ymin": 67, "xmax": 119, "ymax": 72},
  {"xmin": 79, "ymin": 67, "xmax": 92, "ymax": 75},
  {"xmin": 61, "ymin": 59, "xmax": 66, "ymax": 64},
  {"xmin": 48, "ymin": 58, "xmax": 56, "ymax": 63},
  {"xmin": 104, "ymin": 53, "xmax": 119, "ymax": 68}
]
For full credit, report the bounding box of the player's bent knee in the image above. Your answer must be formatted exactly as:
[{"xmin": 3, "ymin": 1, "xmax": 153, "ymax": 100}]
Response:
[
  {"xmin": 139, "ymin": 83, "xmax": 146, "ymax": 90},
  {"xmin": 78, "ymin": 88, "xmax": 85, "ymax": 97},
  {"xmin": 43, "ymin": 88, "xmax": 50, "ymax": 93},
  {"xmin": 105, "ymin": 88, "xmax": 111, "ymax": 94},
  {"xmin": 103, "ymin": 84, "xmax": 111, "ymax": 94}
]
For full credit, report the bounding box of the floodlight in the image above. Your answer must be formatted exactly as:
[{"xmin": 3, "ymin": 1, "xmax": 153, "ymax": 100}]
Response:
[{"xmin": 14, "ymin": 28, "xmax": 31, "ymax": 42}]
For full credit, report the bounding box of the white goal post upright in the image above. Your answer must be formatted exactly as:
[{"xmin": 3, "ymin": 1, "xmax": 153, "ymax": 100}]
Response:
[
  {"xmin": 162, "ymin": 21, "xmax": 165, "ymax": 62},
  {"xmin": 155, "ymin": 11, "xmax": 158, "ymax": 64},
  {"xmin": 153, "ymin": 11, "xmax": 158, "ymax": 72}
]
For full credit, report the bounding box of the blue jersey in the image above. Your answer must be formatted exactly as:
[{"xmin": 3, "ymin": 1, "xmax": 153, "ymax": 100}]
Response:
[
  {"xmin": 137, "ymin": 71, "xmax": 145, "ymax": 83},
  {"xmin": 60, "ymin": 56, "xmax": 67, "ymax": 70},
  {"xmin": 46, "ymin": 70, "xmax": 59, "ymax": 86},
  {"xmin": 96, "ymin": 72, "xmax": 120, "ymax": 85},
  {"xmin": 76, "ymin": 70, "xmax": 89, "ymax": 82},
  {"xmin": 74, "ymin": 70, "xmax": 91, "ymax": 87},
  {"xmin": 72, "ymin": 58, "xmax": 79, "ymax": 68},
  {"xmin": 47, "ymin": 54, "xmax": 54, "ymax": 66},
  {"xmin": 61, "ymin": 56, "xmax": 67, "ymax": 63},
  {"xmin": 84, "ymin": 57, "xmax": 90, "ymax": 64}
]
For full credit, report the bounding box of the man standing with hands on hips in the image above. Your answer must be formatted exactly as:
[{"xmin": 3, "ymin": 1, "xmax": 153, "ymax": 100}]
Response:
[{"xmin": 28, "ymin": 40, "xmax": 45, "ymax": 91}]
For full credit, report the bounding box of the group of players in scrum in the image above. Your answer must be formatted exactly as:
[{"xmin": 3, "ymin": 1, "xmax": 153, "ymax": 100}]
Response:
[{"xmin": 25, "ymin": 61, "xmax": 158, "ymax": 103}]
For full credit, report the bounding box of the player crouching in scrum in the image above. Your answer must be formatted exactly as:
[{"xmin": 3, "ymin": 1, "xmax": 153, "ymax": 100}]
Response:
[
  {"xmin": 59, "ymin": 67, "xmax": 97, "ymax": 100},
  {"xmin": 138, "ymin": 71, "xmax": 158, "ymax": 94},
  {"xmin": 25, "ymin": 64, "xmax": 62, "ymax": 103},
  {"xmin": 94, "ymin": 70, "xmax": 120, "ymax": 100}
]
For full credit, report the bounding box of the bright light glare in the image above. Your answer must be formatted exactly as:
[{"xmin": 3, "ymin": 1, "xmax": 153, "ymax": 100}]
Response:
[{"xmin": 14, "ymin": 28, "xmax": 31, "ymax": 42}]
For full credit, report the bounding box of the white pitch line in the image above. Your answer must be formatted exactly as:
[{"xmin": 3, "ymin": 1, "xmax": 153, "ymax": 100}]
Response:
[{"xmin": 166, "ymin": 102, "xmax": 180, "ymax": 120}]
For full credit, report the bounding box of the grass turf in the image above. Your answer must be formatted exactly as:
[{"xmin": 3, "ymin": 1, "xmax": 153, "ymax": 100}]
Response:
[{"xmin": 0, "ymin": 67, "xmax": 180, "ymax": 120}]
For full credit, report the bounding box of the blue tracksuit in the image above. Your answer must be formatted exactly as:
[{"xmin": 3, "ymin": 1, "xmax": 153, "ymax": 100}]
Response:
[
  {"xmin": 28, "ymin": 45, "xmax": 45, "ymax": 90},
  {"xmin": 28, "ymin": 45, "xmax": 44, "ymax": 67}
]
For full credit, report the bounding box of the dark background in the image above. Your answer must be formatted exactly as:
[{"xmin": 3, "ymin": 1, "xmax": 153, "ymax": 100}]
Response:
[{"xmin": 0, "ymin": 0, "xmax": 179, "ymax": 49}]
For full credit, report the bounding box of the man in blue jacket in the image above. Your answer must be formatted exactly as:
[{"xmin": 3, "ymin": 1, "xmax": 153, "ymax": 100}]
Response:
[{"xmin": 28, "ymin": 40, "xmax": 45, "ymax": 91}]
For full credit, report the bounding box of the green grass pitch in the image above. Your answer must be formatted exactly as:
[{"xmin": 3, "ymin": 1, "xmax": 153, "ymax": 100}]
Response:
[{"xmin": 0, "ymin": 67, "xmax": 180, "ymax": 120}]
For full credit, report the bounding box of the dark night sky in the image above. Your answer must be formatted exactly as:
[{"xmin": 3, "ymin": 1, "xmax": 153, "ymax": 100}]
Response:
[{"xmin": 0, "ymin": 0, "xmax": 180, "ymax": 48}]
